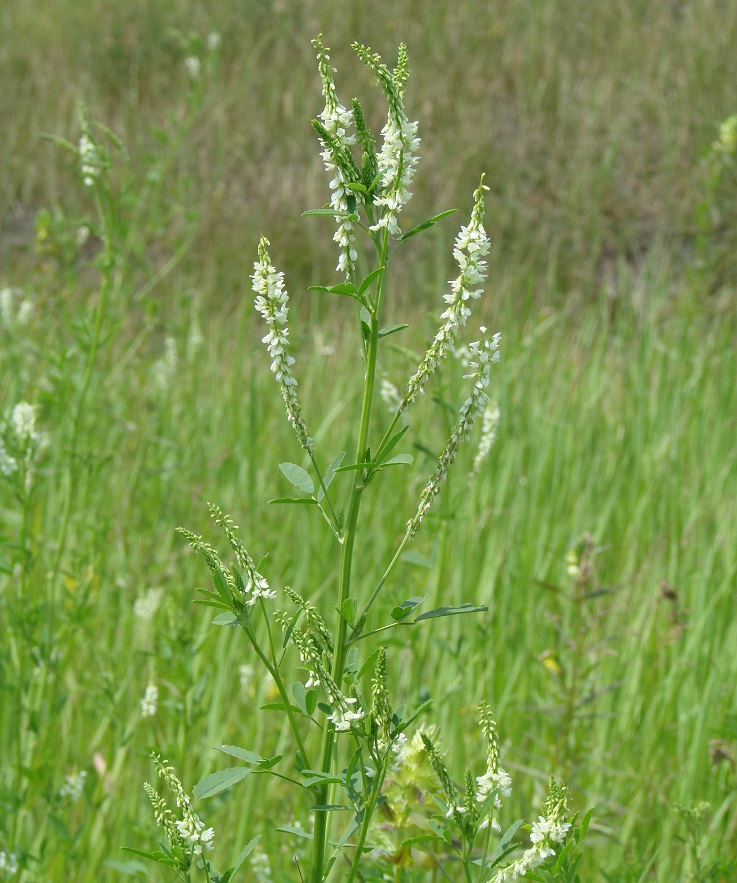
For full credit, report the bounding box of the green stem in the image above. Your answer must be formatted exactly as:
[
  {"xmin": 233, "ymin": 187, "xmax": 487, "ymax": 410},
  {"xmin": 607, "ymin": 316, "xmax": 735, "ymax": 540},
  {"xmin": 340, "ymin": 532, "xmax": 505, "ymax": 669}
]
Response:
[
  {"xmin": 310, "ymin": 229, "xmax": 390, "ymax": 883},
  {"xmin": 48, "ymin": 188, "xmax": 115, "ymax": 635},
  {"xmin": 345, "ymin": 757, "xmax": 390, "ymax": 883},
  {"xmin": 248, "ymin": 616, "xmax": 310, "ymax": 767}
]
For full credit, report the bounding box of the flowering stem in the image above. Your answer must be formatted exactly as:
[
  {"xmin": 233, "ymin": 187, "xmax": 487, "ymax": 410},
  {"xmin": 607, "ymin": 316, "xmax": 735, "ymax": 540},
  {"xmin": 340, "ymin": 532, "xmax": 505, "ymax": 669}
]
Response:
[
  {"xmin": 310, "ymin": 228, "xmax": 389, "ymax": 882},
  {"xmin": 345, "ymin": 757, "xmax": 390, "ymax": 883},
  {"xmin": 49, "ymin": 187, "xmax": 116, "ymax": 628},
  {"xmin": 248, "ymin": 614, "xmax": 310, "ymax": 767}
]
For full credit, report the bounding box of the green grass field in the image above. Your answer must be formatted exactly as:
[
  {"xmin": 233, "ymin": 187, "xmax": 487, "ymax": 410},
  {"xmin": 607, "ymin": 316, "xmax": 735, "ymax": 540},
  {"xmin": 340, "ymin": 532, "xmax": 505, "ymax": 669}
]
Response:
[{"xmin": 2, "ymin": 2, "xmax": 737, "ymax": 880}]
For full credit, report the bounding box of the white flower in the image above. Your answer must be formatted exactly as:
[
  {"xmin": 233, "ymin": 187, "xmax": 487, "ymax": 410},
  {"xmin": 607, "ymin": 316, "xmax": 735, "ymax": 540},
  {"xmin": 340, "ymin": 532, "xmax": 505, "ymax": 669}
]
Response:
[
  {"xmin": 0, "ymin": 850, "xmax": 19, "ymax": 875},
  {"xmin": 141, "ymin": 683, "xmax": 159, "ymax": 717},
  {"xmin": 79, "ymin": 133, "xmax": 101, "ymax": 186},
  {"xmin": 151, "ymin": 336, "xmax": 178, "ymax": 393},
  {"xmin": 175, "ymin": 812, "xmax": 214, "ymax": 855},
  {"xmin": 250, "ymin": 849, "xmax": 273, "ymax": 881},
  {"xmin": 11, "ymin": 402, "xmax": 38, "ymax": 447},
  {"xmin": 407, "ymin": 329, "xmax": 500, "ymax": 539},
  {"xmin": 353, "ymin": 42, "xmax": 420, "ymax": 238},
  {"xmin": 314, "ymin": 37, "xmax": 359, "ymax": 276},
  {"xmin": 185, "ymin": 56, "xmax": 201, "ymax": 80},
  {"xmin": 470, "ymin": 401, "xmax": 500, "ymax": 480},
  {"xmin": 252, "ymin": 237, "xmax": 313, "ymax": 453},
  {"xmin": 59, "ymin": 770, "xmax": 87, "ymax": 802},
  {"xmin": 328, "ymin": 696, "xmax": 365, "ymax": 732},
  {"xmin": 0, "ymin": 438, "xmax": 17, "ymax": 478},
  {"xmin": 404, "ymin": 178, "xmax": 491, "ymax": 409},
  {"xmin": 371, "ymin": 115, "xmax": 420, "ymax": 236},
  {"xmin": 379, "ymin": 378, "xmax": 402, "ymax": 413},
  {"xmin": 133, "ymin": 587, "xmax": 163, "ymax": 621},
  {"xmin": 207, "ymin": 32, "xmax": 221, "ymax": 51}
]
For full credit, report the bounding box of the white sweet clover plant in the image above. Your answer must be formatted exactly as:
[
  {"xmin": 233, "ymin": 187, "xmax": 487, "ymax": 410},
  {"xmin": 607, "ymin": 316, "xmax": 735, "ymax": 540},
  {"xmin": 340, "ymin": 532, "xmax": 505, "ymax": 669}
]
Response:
[{"xmin": 133, "ymin": 37, "xmax": 587, "ymax": 883}]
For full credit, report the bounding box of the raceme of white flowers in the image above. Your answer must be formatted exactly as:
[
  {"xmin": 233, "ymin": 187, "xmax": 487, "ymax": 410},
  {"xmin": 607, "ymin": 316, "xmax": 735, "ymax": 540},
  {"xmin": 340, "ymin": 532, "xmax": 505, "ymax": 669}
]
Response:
[
  {"xmin": 151, "ymin": 336, "xmax": 178, "ymax": 393},
  {"xmin": 59, "ymin": 769, "xmax": 87, "ymax": 803},
  {"xmin": 208, "ymin": 504, "xmax": 276, "ymax": 605},
  {"xmin": 404, "ymin": 177, "xmax": 491, "ymax": 410},
  {"xmin": 353, "ymin": 43, "xmax": 420, "ymax": 237},
  {"xmin": 0, "ymin": 402, "xmax": 48, "ymax": 483},
  {"xmin": 79, "ymin": 132, "xmax": 101, "ymax": 187},
  {"xmin": 133, "ymin": 587, "xmax": 164, "ymax": 621},
  {"xmin": 470, "ymin": 401, "xmax": 500, "ymax": 480},
  {"xmin": 0, "ymin": 286, "xmax": 33, "ymax": 330},
  {"xmin": 491, "ymin": 780, "xmax": 572, "ymax": 881},
  {"xmin": 314, "ymin": 36, "xmax": 359, "ymax": 276},
  {"xmin": 146, "ymin": 755, "xmax": 215, "ymax": 859},
  {"xmin": 0, "ymin": 850, "xmax": 19, "ymax": 875},
  {"xmin": 407, "ymin": 329, "xmax": 500, "ymax": 539},
  {"xmin": 252, "ymin": 237, "xmax": 313, "ymax": 454},
  {"xmin": 140, "ymin": 683, "xmax": 159, "ymax": 717}
]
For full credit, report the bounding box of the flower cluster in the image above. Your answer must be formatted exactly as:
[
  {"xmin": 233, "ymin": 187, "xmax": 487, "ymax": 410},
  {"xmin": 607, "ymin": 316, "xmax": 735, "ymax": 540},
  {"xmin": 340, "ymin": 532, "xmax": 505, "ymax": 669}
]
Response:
[
  {"xmin": 209, "ymin": 504, "xmax": 275, "ymax": 605},
  {"xmin": 0, "ymin": 286, "xmax": 33, "ymax": 330},
  {"xmin": 492, "ymin": 776, "xmax": 572, "ymax": 881},
  {"xmin": 279, "ymin": 592, "xmax": 363, "ymax": 733},
  {"xmin": 79, "ymin": 132, "xmax": 102, "ymax": 187},
  {"xmin": 145, "ymin": 754, "xmax": 215, "ymax": 861},
  {"xmin": 469, "ymin": 401, "xmax": 500, "ymax": 480},
  {"xmin": 133, "ymin": 587, "xmax": 164, "ymax": 621},
  {"xmin": 407, "ymin": 329, "xmax": 500, "ymax": 539},
  {"xmin": 59, "ymin": 769, "xmax": 87, "ymax": 803},
  {"xmin": 140, "ymin": 683, "xmax": 159, "ymax": 717},
  {"xmin": 354, "ymin": 42, "xmax": 420, "ymax": 237},
  {"xmin": 252, "ymin": 237, "xmax": 313, "ymax": 453},
  {"xmin": 404, "ymin": 178, "xmax": 491, "ymax": 409},
  {"xmin": 0, "ymin": 401, "xmax": 48, "ymax": 486},
  {"xmin": 313, "ymin": 36, "xmax": 359, "ymax": 276},
  {"xmin": 0, "ymin": 850, "xmax": 18, "ymax": 875},
  {"xmin": 475, "ymin": 703, "xmax": 511, "ymax": 833}
]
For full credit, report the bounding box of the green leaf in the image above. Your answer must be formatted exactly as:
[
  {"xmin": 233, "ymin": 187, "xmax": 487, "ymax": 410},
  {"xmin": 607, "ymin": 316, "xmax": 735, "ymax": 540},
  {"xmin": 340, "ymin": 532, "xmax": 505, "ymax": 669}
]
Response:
[
  {"xmin": 268, "ymin": 497, "xmax": 319, "ymax": 506},
  {"xmin": 303, "ymin": 208, "xmax": 359, "ymax": 220},
  {"xmin": 260, "ymin": 701, "xmax": 304, "ymax": 714},
  {"xmin": 193, "ymin": 767, "xmax": 251, "ymax": 798},
  {"xmin": 391, "ymin": 597, "xmax": 425, "ymax": 621},
  {"xmin": 305, "ymin": 688, "xmax": 318, "ymax": 716},
  {"xmin": 381, "ymin": 453, "xmax": 413, "ymax": 467},
  {"xmin": 212, "ymin": 612, "xmax": 238, "ymax": 626},
  {"xmin": 357, "ymin": 266, "xmax": 384, "ymax": 297},
  {"xmin": 103, "ymin": 859, "xmax": 148, "ymax": 876},
  {"xmin": 231, "ymin": 836, "xmax": 261, "ymax": 876},
  {"xmin": 279, "ymin": 462, "xmax": 314, "ymax": 495},
  {"xmin": 277, "ymin": 825, "xmax": 313, "ymax": 841},
  {"xmin": 318, "ymin": 451, "xmax": 346, "ymax": 502},
  {"xmin": 375, "ymin": 426, "xmax": 409, "ymax": 464},
  {"xmin": 120, "ymin": 847, "xmax": 175, "ymax": 865},
  {"xmin": 341, "ymin": 597, "xmax": 357, "ymax": 625},
  {"xmin": 378, "ymin": 323, "xmax": 409, "ymax": 339},
  {"xmin": 392, "ymin": 698, "xmax": 433, "ymax": 736},
  {"xmin": 292, "ymin": 681, "xmax": 308, "ymax": 715},
  {"xmin": 414, "ymin": 603, "xmax": 487, "ymax": 621},
  {"xmin": 357, "ymin": 647, "xmax": 381, "ymax": 680},
  {"xmin": 309, "ymin": 803, "xmax": 353, "ymax": 811},
  {"xmin": 216, "ymin": 744, "xmax": 264, "ymax": 765},
  {"xmin": 398, "ymin": 208, "xmax": 458, "ymax": 242},
  {"xmin": 308, "ymin": 282, "xmax": 358, "ymax": 296},
  {"xmin": 212, "ymin": 567, "xmax": 232, "ymax": 604},
  {"xmin": 400, "ymin": 550, "xmax": 433, "ymax": 569},
  {"xmin": 344, "ymin": 181, "xmax": 368, "ymax": 194}
]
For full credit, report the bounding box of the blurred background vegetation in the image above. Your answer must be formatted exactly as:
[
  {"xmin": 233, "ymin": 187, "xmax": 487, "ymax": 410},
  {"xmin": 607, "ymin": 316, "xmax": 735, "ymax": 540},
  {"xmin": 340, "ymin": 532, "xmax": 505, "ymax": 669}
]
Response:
[{"xmin": 1, "ymin": 1, "xmax": 736, "ymax": 880}]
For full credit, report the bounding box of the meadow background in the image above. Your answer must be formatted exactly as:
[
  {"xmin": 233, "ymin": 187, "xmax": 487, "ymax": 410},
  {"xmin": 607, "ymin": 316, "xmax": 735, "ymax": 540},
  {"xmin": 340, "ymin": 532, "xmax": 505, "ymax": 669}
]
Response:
[{"xmin": 1, "ymin": 0, "xmax": 737, "ymax": 879}]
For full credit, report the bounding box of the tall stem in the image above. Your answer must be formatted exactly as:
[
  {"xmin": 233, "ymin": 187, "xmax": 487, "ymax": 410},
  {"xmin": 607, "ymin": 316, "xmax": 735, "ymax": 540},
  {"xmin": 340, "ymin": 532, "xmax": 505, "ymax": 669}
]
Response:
[{"xmin": 310, "ymin": 229, "xmax": 389, "ymax": 882}]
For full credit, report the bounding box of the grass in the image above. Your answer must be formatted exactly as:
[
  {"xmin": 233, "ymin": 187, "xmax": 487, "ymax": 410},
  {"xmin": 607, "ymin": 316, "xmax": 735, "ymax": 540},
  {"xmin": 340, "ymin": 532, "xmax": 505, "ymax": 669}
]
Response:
[{"xmin": 1, "ymin": 1, "xmax": 737, "ymax": 880}]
